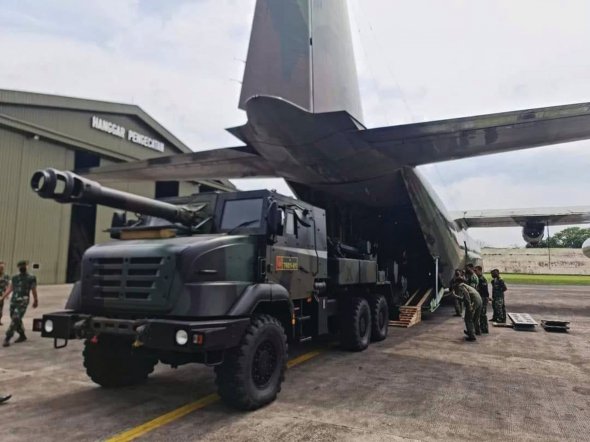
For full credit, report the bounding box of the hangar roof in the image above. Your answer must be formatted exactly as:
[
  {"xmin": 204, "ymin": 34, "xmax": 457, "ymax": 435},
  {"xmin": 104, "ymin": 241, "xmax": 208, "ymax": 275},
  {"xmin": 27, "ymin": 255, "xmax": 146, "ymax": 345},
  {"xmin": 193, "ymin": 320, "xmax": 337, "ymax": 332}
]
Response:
[{"xmin": 0, "ymin": 89, "xmax": 235, "ymax": 192}]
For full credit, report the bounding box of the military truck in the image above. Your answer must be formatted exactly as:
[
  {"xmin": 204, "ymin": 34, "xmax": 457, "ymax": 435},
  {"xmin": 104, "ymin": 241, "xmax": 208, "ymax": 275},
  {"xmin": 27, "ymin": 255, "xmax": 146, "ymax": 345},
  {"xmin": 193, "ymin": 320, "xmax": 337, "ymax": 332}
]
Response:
[{"xmin": 31, "ymin": 168, "xmax": 392, "ymax": 410}]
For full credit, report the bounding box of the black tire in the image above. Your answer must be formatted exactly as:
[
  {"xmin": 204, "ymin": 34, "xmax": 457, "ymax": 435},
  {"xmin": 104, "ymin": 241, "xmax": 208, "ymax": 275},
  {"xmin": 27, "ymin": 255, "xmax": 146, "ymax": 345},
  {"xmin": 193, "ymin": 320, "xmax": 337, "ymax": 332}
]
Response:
[
  {"xmin": 340, "ymin": 297, "xmax": 371, "ymax": 351},
  {"xmin": 215, "ymin": 314, "xmax": 287, "ymax": 411},
  {"xmin": 83, "ymin": 335, "xmax": 157, "ymax": 388},
  {"xmin": 369, "ymin": 294, "xmax": 389, "ymax": 342}
]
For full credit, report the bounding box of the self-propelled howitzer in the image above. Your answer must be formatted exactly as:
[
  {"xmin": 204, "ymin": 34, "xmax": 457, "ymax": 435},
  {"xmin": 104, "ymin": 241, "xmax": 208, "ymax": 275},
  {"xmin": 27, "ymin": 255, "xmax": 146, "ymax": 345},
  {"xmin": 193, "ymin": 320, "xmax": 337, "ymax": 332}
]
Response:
[
  {"xmin": 31, "ymin": 168, "xmax": 393, "ymax": 412},
  {"xmin": 31, "ymin": 168, "xmax": 201, "ymax": 227}
]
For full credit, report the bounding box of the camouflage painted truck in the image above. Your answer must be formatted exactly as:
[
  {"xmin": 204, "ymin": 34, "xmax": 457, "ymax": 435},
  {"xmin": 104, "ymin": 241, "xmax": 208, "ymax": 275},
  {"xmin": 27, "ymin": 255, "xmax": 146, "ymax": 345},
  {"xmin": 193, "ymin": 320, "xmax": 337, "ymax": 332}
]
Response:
[{"xmin": 31, "ymin": 168, "xmax": 392, "ymax": 410}]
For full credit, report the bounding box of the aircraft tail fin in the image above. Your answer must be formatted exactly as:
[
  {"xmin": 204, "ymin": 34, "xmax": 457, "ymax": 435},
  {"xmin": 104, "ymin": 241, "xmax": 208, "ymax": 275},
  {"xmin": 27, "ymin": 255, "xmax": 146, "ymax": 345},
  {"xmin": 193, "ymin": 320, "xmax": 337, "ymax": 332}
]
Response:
[{"xmin": 239, "ymin": 0, "xmax": 363, "ymax": 124}]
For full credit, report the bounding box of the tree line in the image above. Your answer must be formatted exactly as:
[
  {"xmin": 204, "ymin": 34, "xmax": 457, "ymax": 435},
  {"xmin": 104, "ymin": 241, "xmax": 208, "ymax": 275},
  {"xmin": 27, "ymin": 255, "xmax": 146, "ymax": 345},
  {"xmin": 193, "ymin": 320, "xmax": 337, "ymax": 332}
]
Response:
[{"xmin": 526, "ymin": 227, "xmax": 590, "ymax": 248}]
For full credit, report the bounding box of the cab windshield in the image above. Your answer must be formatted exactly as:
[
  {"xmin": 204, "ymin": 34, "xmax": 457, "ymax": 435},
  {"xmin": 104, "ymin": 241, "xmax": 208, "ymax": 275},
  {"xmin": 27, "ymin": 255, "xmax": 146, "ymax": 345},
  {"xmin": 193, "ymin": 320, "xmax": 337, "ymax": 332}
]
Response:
[{"xmin": 220, "ymin": 198, "xmax": 264, "ymax": 231}]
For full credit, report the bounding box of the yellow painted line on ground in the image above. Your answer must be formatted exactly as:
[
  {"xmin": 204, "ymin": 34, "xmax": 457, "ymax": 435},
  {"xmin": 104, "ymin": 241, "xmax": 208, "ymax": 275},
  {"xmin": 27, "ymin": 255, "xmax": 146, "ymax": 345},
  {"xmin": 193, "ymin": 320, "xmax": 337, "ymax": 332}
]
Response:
[
  {"xmin": 287, "ymin": 349, "xmax": 323, "ymax": 368},
  {"xmin": 106, "ymin": 348, "xmax": 324, "ymax": 442},
  {"xmin": 106, "ymin": 393, "xmax": 220, "ymax": 442}
]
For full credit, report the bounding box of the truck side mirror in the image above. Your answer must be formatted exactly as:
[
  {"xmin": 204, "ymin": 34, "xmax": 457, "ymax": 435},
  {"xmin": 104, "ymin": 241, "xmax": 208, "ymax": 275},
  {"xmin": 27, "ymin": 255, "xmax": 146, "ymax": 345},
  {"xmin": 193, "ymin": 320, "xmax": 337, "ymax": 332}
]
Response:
[{"xmin": 266, "ymin": 201, "xmax": 283, "ymax": 236}]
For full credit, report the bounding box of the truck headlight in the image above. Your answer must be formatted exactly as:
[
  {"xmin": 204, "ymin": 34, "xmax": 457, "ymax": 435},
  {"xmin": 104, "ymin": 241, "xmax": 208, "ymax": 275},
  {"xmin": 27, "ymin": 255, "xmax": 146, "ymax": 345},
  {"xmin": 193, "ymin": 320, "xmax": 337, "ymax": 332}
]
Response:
[
  {"xmin": 44, "ymin": 319, "xmax": 54, "ymax": 333},
  {"xmin": 175, "ymin": 329, "xmax": 188, "ymax": 346}
]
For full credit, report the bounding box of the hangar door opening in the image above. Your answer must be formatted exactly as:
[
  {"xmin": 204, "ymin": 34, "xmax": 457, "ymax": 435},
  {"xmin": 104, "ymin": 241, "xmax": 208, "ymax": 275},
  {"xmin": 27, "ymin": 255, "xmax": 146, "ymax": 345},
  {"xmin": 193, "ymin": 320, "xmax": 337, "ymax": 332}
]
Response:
[{"xmin": 66, "ymin": 151, "xmax": 100, "ymax": 282}]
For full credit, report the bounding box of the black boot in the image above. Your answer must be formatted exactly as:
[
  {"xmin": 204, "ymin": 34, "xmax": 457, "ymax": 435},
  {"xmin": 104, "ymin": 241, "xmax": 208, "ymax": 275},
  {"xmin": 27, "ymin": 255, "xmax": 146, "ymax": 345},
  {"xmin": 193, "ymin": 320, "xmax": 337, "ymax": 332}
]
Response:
[
  {"xmin": 465, "ymin": 336, "xmax": 477, "ymax": 342},
  {"xmin": 2, "ymin": 339, "xmax": 9, "ymax": 347},
  {"xmin": 15, "ymin": 334, "xmax": 27, "ymax": 343}
]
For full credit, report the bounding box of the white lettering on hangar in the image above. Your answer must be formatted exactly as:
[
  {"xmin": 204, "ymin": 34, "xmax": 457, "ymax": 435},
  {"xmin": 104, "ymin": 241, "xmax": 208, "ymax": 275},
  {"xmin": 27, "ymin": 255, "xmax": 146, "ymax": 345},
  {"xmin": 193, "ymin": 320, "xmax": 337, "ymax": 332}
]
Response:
[{"xmin": 90, "ymin": 116, "xmax": 165, "ymax": 152}]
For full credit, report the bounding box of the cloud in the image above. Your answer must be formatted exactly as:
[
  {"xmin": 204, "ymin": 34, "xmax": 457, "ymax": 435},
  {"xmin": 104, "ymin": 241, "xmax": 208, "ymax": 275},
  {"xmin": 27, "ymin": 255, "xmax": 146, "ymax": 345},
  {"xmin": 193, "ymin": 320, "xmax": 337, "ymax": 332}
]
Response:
[{"xmin": 0, "ymin": 0, "xmax": 588, "ymax": 247}]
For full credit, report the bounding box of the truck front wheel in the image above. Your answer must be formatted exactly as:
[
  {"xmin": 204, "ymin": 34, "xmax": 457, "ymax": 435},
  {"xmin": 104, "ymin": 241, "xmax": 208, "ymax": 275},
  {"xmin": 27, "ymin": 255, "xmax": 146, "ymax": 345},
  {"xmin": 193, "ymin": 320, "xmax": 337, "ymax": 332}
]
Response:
[
  {"xmin": 340, "ymin": 297, "xmax": 371, "ymax": 351},
  {"xmin": 83, "ymin": 335, "xmax": 157, "ymax": 388},
  {"xmin": 215, "ymin": 314, "xmax": 287, "ymax": 411}
]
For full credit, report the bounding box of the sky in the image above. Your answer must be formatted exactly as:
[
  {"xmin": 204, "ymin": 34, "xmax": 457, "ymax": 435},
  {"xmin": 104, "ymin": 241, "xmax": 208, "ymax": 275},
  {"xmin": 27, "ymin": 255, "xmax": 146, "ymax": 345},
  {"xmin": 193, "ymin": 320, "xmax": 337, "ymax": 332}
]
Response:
[{"xmin": 0, "ymin": 0, "xmax": 588, "ymax": 247}]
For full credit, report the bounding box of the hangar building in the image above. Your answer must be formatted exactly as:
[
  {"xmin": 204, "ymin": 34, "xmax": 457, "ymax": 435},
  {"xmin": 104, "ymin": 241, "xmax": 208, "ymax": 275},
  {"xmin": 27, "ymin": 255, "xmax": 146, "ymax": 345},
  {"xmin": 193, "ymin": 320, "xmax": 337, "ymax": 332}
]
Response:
[{"xmin": 0, "ymin": 89, "xmax": 234, "ymax": 284}]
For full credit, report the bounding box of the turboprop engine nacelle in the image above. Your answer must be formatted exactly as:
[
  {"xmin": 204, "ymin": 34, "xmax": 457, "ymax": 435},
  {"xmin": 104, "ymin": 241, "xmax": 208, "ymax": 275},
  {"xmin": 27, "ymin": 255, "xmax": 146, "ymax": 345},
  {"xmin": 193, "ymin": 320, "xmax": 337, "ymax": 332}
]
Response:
[
  {"xmin": 522, "ymin": 222, "xmax": 545, "ymax": 245},
  {"xmin": 583, "ymin": 238, "xmax": 590, "ymax": 259}
]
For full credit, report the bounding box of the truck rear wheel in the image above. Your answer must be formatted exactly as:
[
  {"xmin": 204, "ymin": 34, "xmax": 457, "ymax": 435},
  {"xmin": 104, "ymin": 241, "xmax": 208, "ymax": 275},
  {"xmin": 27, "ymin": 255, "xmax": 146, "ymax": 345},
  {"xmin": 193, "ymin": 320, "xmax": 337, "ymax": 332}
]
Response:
[
  {"xmin": 83, "ymin": 336, "xmax": 157, "ymax": 388},
  {"xmin": 340, "ymin": 297, "xmax": 371, "ymax": 351},
  {"xmin": 369, "ymin": 294, "xmax": 389, "ymax": 342},
  {"xmin": 215, "ymin": 314, "xmax": 287, "ymax": 411}
]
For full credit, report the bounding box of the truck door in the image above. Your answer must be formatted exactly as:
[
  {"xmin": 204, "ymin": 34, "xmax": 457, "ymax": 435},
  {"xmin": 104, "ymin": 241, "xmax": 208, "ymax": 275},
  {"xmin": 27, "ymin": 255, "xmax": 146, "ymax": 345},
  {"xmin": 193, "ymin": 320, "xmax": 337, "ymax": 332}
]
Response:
[{"xmin": 266, "ymin": 207, "xmax": 326, "ymax": 299}]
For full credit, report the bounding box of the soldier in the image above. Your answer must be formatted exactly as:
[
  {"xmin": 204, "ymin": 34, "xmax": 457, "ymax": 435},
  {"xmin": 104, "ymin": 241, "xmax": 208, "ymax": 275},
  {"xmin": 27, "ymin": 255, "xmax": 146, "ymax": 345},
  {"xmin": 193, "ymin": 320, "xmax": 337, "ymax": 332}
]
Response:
[
  {"xmin": 474, "ymin": 265, "xmax": 489, "ymax": 334},
  {"xmin": 491, "ymin": 268, "xmax": 507, "ymax": 323},
  {"xmin": 0, "ymin": 261, "xmax": 10, "ymax": 326},
  {"xmin": 453, "ymin": 278, "xmax": 482, "ymax": 341},
  {"xmin": 464, "ymin": 264, "xmax": 479, "ymax": 289},
  {"xmin": 2, "ymin": 260, "xmax": 38, "ymax": 347},
  {"xmin": 450, "ymin": 269, "xmax": 464, "ymax": 316}
]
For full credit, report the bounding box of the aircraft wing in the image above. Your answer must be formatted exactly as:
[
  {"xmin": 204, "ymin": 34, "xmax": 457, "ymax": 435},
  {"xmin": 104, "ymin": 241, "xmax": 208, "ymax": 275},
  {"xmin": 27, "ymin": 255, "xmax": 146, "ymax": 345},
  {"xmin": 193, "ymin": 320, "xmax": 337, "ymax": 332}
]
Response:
[
  {"xmin": 359, "ymin": 102, "xmax": 590, "ymax": 165},
  {"xmin": 79, "ymin": 146, "xmax": 278, "ymax": 182},
  {"xmin": 452, "ymin": 206, "xmax": 590, "ymax": 228}
]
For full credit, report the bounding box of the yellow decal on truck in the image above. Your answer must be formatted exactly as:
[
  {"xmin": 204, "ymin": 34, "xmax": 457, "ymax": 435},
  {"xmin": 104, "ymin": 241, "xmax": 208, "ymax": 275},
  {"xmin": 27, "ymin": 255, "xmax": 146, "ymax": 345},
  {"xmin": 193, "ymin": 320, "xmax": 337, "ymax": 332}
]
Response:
[{"xmin": 276, "ymin": 256, "xmax": 298, "ymax": 271}]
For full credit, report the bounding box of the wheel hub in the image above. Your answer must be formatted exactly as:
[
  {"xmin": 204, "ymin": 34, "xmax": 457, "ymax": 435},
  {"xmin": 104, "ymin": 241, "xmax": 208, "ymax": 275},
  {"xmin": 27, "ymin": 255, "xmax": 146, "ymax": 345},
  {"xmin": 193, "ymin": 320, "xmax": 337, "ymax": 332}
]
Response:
[
  {"xmin": 252, "ymin": 340, "xmax": 277, "ymax": 388},
  {"xmin": 359, "ymin": 315, "xmax": 367, "ymax": 336}
]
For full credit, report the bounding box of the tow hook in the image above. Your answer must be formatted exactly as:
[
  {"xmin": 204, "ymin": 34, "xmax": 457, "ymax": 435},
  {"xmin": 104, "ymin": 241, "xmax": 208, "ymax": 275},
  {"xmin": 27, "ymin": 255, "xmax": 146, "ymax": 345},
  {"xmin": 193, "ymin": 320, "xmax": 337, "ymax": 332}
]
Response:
[
  {"xmin": 73, "ymin": 317, "xmax": 92, "ymax": 339},
  {"xmin": 132, "ymin": 324, "xmax": 148, "ymax": 348}
]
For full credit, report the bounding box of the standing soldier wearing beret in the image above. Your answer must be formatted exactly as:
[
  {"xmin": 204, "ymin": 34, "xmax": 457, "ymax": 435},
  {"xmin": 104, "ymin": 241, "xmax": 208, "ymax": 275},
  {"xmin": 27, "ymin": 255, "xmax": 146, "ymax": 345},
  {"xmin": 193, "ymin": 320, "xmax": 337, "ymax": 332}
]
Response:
[
  {"xmin": 2, "ymin": 260, "xmax": 38, "ymax": 347},
  {"xmin": 474, "ymin": 265, "xmax": 489, "ymax": 334},
  {"xmin": 491, "ymin": 269, "xmax": 507, "ymax": 323},
  {"xmin": 0, "ymin": 261, "xmax": 10, "ymax": 325}
]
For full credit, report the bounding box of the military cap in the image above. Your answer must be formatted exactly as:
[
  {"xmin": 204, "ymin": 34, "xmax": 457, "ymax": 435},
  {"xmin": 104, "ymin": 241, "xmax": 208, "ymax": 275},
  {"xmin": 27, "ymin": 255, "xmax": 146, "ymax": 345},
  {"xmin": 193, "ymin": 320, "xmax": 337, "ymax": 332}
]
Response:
[{"xmin": 17, "ymin": 260, "xmax": 28, "ymax": 267}]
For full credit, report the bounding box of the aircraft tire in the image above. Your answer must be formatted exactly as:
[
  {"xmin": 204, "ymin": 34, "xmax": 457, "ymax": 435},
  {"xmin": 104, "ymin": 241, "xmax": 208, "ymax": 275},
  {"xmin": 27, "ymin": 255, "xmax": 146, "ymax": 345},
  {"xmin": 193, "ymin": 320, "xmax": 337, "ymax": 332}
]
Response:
[{"xmin": 215, "ymin": 314, "xmax": 287, "ymax": 411}]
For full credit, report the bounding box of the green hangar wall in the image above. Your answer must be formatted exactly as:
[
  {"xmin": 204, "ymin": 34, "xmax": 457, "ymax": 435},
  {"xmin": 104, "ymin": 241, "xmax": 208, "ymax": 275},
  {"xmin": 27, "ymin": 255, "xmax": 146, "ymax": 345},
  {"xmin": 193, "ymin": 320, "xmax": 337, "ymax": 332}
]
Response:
[{"xmin": 0, "ymin": 89, "xmax": 234, "ymax": 284}]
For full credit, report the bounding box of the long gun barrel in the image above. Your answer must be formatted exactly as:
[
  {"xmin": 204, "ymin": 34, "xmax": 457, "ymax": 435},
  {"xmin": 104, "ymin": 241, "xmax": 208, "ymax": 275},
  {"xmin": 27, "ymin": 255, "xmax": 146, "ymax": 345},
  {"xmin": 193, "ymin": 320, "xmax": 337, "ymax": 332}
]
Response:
[{"xmin": 31, "ymin": 168, "xmax": 199, "ymax": 226}]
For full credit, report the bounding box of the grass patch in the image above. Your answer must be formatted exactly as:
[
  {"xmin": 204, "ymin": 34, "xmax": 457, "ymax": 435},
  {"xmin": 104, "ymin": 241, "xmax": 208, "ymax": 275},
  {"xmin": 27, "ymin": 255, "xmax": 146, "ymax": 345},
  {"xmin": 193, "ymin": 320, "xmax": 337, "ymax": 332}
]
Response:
[{"xmin": 490, "ymin": 273, "xmax": 590, "ymax": 286}]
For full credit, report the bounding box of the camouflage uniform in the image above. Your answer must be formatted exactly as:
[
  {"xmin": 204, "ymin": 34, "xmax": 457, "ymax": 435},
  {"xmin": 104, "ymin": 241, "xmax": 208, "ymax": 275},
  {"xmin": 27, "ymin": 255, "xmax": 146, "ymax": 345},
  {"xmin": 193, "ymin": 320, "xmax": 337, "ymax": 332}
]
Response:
[
  {"xmin": 5, "ymin": 272, "xmax": 37, "ymax": 341},
  {"xmin": 477, "ymin": 274, "xmax": 489, "ymax": 334},
  {"xmin": 491, "ymin": 277, "xmax": 507, "ymax": 323},
  {"xmin": 466, "ymin": 272, "xmax": 479, "ymax": 290},
  {"xmin": 450, "ymin": 276, "xmax": 462, "ymax": 316},
  {"xmin": 0, "ymin": 273, "xmax": 10, "ymax": 323},
  {"xmin": 455, "ymin": 283, "xmax": 482, "ymax": 338}
]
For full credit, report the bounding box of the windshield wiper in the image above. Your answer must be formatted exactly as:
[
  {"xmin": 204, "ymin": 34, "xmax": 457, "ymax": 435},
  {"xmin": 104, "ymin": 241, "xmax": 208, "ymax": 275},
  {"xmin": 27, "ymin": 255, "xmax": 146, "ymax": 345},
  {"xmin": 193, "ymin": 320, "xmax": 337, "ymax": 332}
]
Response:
[{"xmin": 227, "ymin": 219, "xmax": 259, "ymax": 235}]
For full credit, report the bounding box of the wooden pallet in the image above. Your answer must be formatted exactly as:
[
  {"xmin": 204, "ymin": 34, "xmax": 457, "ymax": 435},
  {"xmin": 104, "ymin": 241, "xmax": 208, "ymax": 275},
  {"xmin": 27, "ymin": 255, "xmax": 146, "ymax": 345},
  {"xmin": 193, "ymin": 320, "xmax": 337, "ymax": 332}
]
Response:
[{"xmin": 389, "ymin": 288, "xmax": 432, "ymax": 328}]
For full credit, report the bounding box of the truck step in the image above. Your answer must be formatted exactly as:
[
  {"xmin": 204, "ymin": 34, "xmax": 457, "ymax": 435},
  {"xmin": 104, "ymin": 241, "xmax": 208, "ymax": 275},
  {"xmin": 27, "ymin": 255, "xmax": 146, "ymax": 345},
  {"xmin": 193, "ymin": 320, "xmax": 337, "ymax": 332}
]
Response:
[
  {"xmin": 297, "ymin": 315, "xmax": 312, "ymax": 322},
  {"xmin": 298, "ymin": 336, "xmax": 312, "ymax": 343}
]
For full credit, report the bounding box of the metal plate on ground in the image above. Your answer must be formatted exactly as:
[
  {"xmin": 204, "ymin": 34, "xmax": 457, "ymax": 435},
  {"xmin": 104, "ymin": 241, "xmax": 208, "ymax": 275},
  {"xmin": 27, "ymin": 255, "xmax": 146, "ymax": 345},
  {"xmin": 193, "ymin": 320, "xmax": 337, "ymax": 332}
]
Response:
[
  {"xmin": 508, "ymin": 313, "xmax": 538, "ymax": 331},
  {"xmin": 541, "ymin": 319, "xmax": 570, "ymax": 333}
]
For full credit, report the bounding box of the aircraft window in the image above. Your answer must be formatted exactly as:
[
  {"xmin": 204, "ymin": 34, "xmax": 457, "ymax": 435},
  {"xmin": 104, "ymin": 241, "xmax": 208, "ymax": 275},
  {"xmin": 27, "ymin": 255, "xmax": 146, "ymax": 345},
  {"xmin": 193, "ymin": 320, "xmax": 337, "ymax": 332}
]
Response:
[{"xmin": 220, "ymin": 198, "xmax": 264, "ymax": 230}]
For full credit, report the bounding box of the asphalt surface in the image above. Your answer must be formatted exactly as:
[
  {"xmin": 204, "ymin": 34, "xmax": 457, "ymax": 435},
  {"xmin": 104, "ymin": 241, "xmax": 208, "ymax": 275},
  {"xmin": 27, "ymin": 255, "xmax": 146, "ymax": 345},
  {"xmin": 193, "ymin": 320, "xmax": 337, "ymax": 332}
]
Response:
[{"xmin": 0, "ymin": 284, "xmax": 588, "ymax": 441}]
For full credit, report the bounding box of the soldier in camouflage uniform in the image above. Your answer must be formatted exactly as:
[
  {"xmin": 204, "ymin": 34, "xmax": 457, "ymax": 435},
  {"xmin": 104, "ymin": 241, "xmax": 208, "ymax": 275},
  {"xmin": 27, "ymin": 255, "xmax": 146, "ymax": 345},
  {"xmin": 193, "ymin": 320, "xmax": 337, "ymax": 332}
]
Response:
[
  {"xmin": 453, "ymin": 278, "xmax": 482, "ymax": 341},
  {"xmin": 464, "ymin": 264, "xmax": 479, "ymax": 290},
  {"xmin": 2, "ymin": 260, "xmax": 38, "ymax": 347},
  {"xmin": 450, "ymin": 269, "xmax": 464, "ymax": 316},
  {"xmin": 0, "ymin": 261, "xmax": 10, "ymax": 326},
  {"xmin": 490, "ymin": 268, "xmax": 507, "ymax": 323},
  {"xmin": 474, "ymin": 265, "xmax": 489, "ymax": 334}
]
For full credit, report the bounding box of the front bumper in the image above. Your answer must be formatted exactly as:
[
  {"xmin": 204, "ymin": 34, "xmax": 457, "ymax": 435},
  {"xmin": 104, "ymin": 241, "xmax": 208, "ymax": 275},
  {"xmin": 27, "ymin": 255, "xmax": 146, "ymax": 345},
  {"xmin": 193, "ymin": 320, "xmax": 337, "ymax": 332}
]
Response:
[{"xmin": 33, "ymin": 311, "xmax": 249, "ymax": 353}]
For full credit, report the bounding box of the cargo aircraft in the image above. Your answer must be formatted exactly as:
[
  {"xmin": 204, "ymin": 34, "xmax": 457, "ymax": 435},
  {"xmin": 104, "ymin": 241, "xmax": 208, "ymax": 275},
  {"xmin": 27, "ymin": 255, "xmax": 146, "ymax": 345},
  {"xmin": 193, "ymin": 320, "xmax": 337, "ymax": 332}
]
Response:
[{"xmin": 81, "ymin": 0, "xmax": 590, "ymax": 303}]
